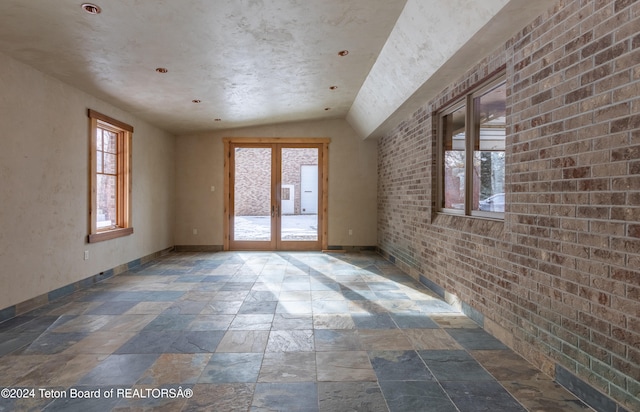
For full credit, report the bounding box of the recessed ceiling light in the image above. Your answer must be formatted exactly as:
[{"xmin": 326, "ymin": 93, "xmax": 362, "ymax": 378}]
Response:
[
  {"xmin": 329, "ymin": 86, "xmax": 338, "ymax": 90},
  {"xmin": 192, "ymin": 99, "xmax": 201, "ymax": 103},
  {"xmin": 81, "ymin": 3, "xmax": 101, "ymax": 14},
  {"xmin": 338, "ymin": 50, "xmax": 349, "ymax": 57},
  {"xmin": 155, "ymin": 67, "xmax": 168, "ymax": 73}
]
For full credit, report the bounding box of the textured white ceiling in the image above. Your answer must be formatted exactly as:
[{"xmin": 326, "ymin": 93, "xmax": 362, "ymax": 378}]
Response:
[
  {"xmin": 0, "ymin": 0, "xmax": 557, "ymax": 137},
  {"xmin": 0, "ymin": 0, "xmax": 407, "ymax": 134}
]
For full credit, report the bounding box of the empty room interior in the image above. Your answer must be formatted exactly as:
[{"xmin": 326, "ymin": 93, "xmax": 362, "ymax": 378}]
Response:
[{"xmin": 0, "ymin": 0, "xmax": 638, "ymax": 411}]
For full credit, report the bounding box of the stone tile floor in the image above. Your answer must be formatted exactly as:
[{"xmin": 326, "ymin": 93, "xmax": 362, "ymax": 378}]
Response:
[{"xmin": 0, "ymin": 251, "xmax": 592, "ymax": 411}]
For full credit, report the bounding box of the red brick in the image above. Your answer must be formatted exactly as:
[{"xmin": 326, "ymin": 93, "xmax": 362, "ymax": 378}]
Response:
[
  {"xmin": 565, "ymin": 85, "xmax": 594, "ymax": 103},
  {"xmin": 595, "ymin": 41, "xmax": 629, "ymax": 65},
  {"xmin": 377, "ymin": 1, "xmax": 640, "ymax": 408},
  {"xmin": 582, "ymin": 34, "xmax": 614, "ymax": 58},
  {"xmin": 614, "ymin": 0, "xmax": 637, "ymax": 12}
]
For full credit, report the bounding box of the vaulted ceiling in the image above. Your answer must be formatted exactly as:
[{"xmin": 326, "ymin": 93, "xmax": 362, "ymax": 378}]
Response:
[{"xmin": 0, "ymin": 0, "xmax": 556, "ymax": 138}]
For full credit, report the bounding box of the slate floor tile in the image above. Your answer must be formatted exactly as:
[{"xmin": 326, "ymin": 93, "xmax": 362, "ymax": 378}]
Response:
[
  {"xmin": 316, "ymin": 351, "xmax": 376, "ymax": 381},
  {"xmin": 214, "ymin": 291, "xmax": 250, "ymax": 301},
  {"xmin": 14, "ymin": 353, "xmax": 104, "ymax": 387},
  {"xmin": 77, "ymin": 354, "xmax": 159, "ymax": 385},
  {"xmin": 318, "ymin": 382, "xmax": 388, "ymax": 412},
  {"xmin": 62, "ymin": 331, "xmax": 136, "ymax": 355},
  {"xmin": 358, "ymin": 330, "xmax": 413, "ymax": 351},
  {"xmin": 181, "ymin": 383, "xmax": 254, "ymax": 412},
  {"xmin": 123, "ymin": 302, "xmax": 173, "ymax": 315},
  {"xmin": 114, "ymin": 331, "xmax": 180, "ymax": 354},
  {"xmin": 343, "ymin": 290, "xmax": 378, "ymax": 301},
  {"xmin": 369, "ymin": 350, "xmax": 434, "ymax": 381},
  {"xmin": 252, "ymin": 382, "xmax": 319, "ymax": 412},
  {"xmin": 22, "ymin": 332, "xmax": 89, "ymax": 354},
  {"xmin": 167, "ymin": 330, "xmax": 225, "ymax": 353},
  {"xmin": 418, "ymin": 349, "xmax": 494, "ymax": 381},
  {"xmin": 312, "ymin": 314, "xmax": 355, "ymax": 329},
  {"xmin": 0, "ymin": 333, "xmax": 38, "ymax": 356},
  {"xmin": 430, "ymin": 314, "xmax": 480, "ymax": 329},
  {"xmin": 272, "ymin": 313, "xmax": 314, "ymax": 330},
  {"xmin": 390, "ymin": 313, "xmax": 439, "ymax": 329},
  {"xmin": 0, "ymin": 354, "xmax": 50, "ymax": 386},
  {"xmin": 446, "ymin": 328, "xmax": 509, "ymax": 350},
  {"xmin": 471, "ymin": 349, "xmax": 548, "ymax": 381},
  {"xmin": 441, "ymin": 381, "xmax": 527, "ymax": 412},
  {"xmin": 266, "ymin": 330, "xmax": 314, "ymax": 352},
  {"xmin": 136, "ymin": 353, "xmax": 211, "ymax": 385},
  {"xmin": 258, "ymin": 352, "xmax": 316, "ymax": 382},
  {"xmin": 349, "ymin": 300, "xmax": 389, "ymax": 314},
  {"xmin": 0, "ymin": 316, "xmax": 40, "ymax": 333},
  {"xmin": 199, "ymin": 353, "xmax": 263, "ymax": 383},
  {"xmin": 48, "ymin": 315, "xmax": 114, "ymax": 333},
  {"xmin": 216, "ymin": 330, "xmax": 270, "ymax": 353},
  {"xmin": 314, "ymin": 329, "xmax": 362, "ymax": 351},
  {"xmin": 163, "ymin": 300, "xmax": 207, "ymax": 315},
  {"xmin": 352, "ymin": 313, "xmax": 397, "ymax": 329},
  {"xmin": 245, "ymin": 290, "xmax": 280, "ymax": 302},
  {"xmin": 84, "ymin": 301, "xmax": 138, "ymax": 315},
  {"xmin": 379, "ymin": 380, "xmax": 458, "ymax": 412},
  {"xmin": 404, "ymin": 328, "xmax": 463, "ymax": 350},
  {"xmin": 279, "ymin": 290, "xmax": 311, "ymax": 301},
  {"xmin": 0, "ymin": 251, "xmax": 589, "ymax": 412},
  {"xmin": 187, "ymin": 314, "xmax": 234, "ymax": 331},
  {"xmin": 238, "ymin": 300, "xmax": 278, "ymax": 314},
  {"xmin": 368, "ymin": 282, "xmax": 400, "ymax": 291},
  {"xmin": 502, "ymin": 379, "xmax": 591, "ymax": 411},
  {"xmin": 228, "ymin": 314, "xmax": 274, "ymax": 330},
  {"xmin": 97, "ymin": 314, "xmax": 157, "ymax": 332},
  {"xmin": 200, "ymin": 300, "xmax": 243, "ymax": 314},
  {"xmin": 276, "ymin": 300, "xmax": 313, "ymax": 314},
  {"xmin": 141, "ymin": 314, "xmax": 197, "ymax": 332}
]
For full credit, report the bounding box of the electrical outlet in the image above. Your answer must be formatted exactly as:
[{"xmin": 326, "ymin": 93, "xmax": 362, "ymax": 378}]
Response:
[
  {"xmin": 84, "ymin": 250, "xmax": 89, "ymax": 260},
  {"xmin": 211, "ymin": 186, "xmax": 215, "ymax": 192},
  {"xmin": 193, "ymin": 228, "xmax": 198, "ymax": 235},
  {"xmin": 348, "ymin": 229, "xmax": 353, "ymax": 236}
]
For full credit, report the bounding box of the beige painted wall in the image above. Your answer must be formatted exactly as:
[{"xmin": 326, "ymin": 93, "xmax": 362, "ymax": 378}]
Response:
[
  {"xmin": 0, "ymin": 52, "xmax": 176, "ymax": 310},
  {"xmin": 175, "ymin": 119, "xmax": 378, "ymax": 247}
]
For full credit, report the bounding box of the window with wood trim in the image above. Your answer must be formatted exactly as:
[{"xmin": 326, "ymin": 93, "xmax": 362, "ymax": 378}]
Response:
[
  {"xmin": 88, "ymin": 109, "xmax": 133, "ymax": 243},
  {"xmin": 438, "ymin": 75, "xmax": 506, "ymax": 218}
]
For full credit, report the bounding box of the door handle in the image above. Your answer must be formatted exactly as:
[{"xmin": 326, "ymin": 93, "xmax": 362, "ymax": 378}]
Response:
[{"xmin": 271, "ymin": 205, "xmax": 275, "ymax": 218}]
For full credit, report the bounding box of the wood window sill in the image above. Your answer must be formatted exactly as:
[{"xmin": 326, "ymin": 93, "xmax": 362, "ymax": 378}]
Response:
[{"xmin": 88, "ymin": 227, "xmax": 134, "ymax": 243}]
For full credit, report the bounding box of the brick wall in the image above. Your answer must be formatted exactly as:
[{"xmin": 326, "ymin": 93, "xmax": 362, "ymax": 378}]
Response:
[
  {"xmin": 377, "ymin": 0, "xmax": 639, "ymax": 409},
  {"xmin": 234, "ymin": 147, "xmax": 318, "ymax": 216}
]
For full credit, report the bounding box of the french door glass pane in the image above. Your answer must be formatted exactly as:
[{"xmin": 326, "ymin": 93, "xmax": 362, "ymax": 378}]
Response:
[
  {"xmin": 234, "ymin": 147, "xmax": 272, "ymax": 241},
  {"xmin": 281, "ymin": 148, "xmax": 318, "ymax": 241}
]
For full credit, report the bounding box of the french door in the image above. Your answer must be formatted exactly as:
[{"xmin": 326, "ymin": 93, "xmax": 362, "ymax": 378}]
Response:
[{"xmin": 224, "ymin": 138, "xmax": 329, "ymax": 251}]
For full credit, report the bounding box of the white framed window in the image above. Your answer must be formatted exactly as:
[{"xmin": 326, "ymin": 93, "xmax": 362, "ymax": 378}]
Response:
[
  {"xmin": 88, "ymin": 109, "xmax": 133, "ymax": 243},
  {"xmin": 438, "ymin": 76, "xmax": 506, "ymax": 218}
]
